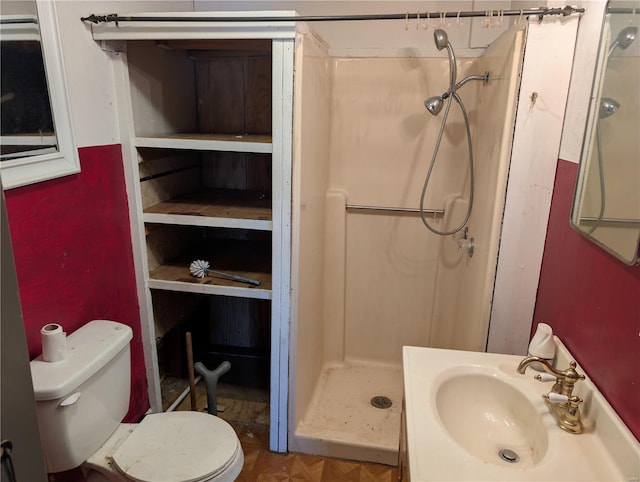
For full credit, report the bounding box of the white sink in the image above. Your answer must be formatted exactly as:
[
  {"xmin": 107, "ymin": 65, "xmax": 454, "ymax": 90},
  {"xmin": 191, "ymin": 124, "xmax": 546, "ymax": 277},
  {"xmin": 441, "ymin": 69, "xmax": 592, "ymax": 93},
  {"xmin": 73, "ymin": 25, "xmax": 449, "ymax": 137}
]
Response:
[
  {"xmin": 402, "ymin": 340, "xmax": 640, "ymax": 481},
  {"xmin": 435, "ymin": 366, "xmax": 548, "ymax": 468}
]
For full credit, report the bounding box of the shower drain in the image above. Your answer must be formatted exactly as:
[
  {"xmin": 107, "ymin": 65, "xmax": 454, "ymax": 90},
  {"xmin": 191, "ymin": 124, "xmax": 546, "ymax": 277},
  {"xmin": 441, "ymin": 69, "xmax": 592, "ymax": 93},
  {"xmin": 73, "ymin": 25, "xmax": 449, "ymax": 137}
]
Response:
[
  {"xmin": 370, "ymin": 395, "xmax": 393, "ymax": 409},
  {"xmin": 498, "ymin": 449, "xmax": 520, "ymax": 463}
]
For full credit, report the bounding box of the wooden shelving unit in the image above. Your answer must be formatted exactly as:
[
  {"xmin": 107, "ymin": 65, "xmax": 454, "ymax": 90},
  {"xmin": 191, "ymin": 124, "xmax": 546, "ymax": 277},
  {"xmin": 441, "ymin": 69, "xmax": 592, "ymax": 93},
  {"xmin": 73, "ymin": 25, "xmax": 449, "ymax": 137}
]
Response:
[
  {"xmin": 100, "ymin": 16, "xmax": 295, "ymax": 452},
  {"xmin": 127, "ymin": 37, "xmax": 276, "ymax": 305}
]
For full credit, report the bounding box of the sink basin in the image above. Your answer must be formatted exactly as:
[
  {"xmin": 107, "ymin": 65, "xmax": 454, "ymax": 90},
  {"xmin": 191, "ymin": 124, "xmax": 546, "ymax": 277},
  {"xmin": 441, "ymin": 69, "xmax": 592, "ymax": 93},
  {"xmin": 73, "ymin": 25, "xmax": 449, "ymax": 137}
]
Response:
[
  {"xmin": 402, "ymin": 342, "xmax": 640, "ymax": 481},
  {"xmin": 434, "ymin": 367, "xmax": 548, "ymax": 467}
]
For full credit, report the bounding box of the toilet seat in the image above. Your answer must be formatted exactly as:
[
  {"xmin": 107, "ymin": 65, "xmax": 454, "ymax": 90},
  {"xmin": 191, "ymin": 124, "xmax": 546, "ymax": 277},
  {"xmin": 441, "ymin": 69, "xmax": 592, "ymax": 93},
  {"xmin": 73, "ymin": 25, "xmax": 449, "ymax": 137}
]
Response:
[{"xmin": 112, "ymin": 412, "xmax": 241, "ymax": 482}]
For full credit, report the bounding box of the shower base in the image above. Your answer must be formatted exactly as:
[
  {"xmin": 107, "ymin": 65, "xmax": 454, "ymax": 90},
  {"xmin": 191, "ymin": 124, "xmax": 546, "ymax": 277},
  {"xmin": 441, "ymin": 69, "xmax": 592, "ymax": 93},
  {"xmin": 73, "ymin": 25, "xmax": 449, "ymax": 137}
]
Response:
[{"xmin": 293, "ymin": 362, "xmax": 403, "ymax": 466}]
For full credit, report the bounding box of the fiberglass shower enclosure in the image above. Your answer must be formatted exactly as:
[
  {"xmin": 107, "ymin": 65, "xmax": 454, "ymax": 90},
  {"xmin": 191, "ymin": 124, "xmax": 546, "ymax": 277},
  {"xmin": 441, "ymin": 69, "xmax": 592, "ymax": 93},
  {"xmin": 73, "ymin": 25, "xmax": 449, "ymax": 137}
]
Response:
[{"xmin": 289, "ymin": 25, "xmax": 526, "ymax": 464}]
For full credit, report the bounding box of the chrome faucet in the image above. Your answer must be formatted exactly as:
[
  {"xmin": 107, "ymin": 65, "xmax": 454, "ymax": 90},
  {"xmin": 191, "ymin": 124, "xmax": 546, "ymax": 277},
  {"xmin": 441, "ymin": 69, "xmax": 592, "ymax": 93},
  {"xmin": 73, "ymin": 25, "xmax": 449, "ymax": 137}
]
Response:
[{"xmin": 517, "ymin": 356, "xmax": 585, "ymax": 434}]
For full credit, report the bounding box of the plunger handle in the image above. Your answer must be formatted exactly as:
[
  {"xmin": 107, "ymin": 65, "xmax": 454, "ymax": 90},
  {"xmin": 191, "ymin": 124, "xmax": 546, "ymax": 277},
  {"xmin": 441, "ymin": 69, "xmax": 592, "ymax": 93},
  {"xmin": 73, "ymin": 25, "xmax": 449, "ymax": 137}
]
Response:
[{"xmin": 185, "ymin": 332, "xmax": 197, "ymax": 411}]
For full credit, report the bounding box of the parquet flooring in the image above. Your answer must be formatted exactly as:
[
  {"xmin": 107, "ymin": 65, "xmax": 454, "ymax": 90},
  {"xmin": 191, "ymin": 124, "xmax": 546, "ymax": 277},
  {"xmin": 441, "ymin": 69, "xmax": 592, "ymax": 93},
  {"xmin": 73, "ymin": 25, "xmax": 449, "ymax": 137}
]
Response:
[{"xmin": 233, "ymin": 424, "xmax": 398, "ymax": 482}]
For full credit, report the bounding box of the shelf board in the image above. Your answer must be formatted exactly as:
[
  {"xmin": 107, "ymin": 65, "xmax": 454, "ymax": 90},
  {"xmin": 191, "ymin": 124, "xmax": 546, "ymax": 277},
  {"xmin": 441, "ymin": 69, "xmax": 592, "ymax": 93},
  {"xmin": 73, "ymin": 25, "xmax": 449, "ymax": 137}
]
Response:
[
  {"xmin": 135, "ymin": 133, "xmax": 272, "ymax": 153},
  {"xmin": 148, "ymin": 278, "xmax": 271, "ymax": 300},
  {"xmin": 143, "ymin": 189, "xmax": 272, "ymax": 231},
  {"xmin": 148, "ymin": 239, "xmax": 272, "ymax": 300}
]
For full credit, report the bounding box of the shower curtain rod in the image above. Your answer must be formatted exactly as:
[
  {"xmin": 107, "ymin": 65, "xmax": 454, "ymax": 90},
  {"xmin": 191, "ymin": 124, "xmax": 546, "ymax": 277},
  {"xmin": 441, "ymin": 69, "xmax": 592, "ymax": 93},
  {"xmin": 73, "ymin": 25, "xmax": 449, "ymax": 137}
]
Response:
[{"xmin": 81, "ymin": 6, "xmax": 584, "ymax": 25}]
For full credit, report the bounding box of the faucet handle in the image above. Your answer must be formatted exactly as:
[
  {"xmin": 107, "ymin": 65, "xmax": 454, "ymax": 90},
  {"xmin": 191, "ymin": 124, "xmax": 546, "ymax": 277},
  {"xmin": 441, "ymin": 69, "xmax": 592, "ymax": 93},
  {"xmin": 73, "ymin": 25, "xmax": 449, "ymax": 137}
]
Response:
[
  {"xmin": 543, "ymin": 392, "xmax": 583, "ymax": 405},
  {"xmin": 534, "ymin": 373, "xmax": 557, "ymax": 382}
]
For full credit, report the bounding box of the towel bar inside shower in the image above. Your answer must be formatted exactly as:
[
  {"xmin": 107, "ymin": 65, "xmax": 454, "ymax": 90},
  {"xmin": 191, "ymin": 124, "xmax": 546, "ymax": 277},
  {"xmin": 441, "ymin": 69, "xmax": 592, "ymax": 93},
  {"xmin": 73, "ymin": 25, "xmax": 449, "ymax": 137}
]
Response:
[{"xmin": 345, "ymin": 204, "xmax": 445, "ymax": 216}]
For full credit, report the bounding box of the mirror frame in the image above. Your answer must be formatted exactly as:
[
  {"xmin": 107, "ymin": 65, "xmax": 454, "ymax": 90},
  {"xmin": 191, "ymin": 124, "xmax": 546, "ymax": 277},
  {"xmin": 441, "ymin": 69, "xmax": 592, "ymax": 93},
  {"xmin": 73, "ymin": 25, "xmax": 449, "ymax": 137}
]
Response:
[
  {"xmin": 571, "ymin": 2, "xmax": 640, "ymax": 266},
  {"xmin": 1, "ymin": 0, "xmax": 79, "ymax": 190}
]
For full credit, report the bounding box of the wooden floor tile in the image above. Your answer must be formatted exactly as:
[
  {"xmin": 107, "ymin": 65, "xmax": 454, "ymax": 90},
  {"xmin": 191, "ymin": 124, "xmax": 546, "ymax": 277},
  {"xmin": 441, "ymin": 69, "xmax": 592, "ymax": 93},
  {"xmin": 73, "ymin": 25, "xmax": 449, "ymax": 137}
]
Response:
[{"xmin": 231, "ymin": 424, "xmax": 398, "ymax": 481}]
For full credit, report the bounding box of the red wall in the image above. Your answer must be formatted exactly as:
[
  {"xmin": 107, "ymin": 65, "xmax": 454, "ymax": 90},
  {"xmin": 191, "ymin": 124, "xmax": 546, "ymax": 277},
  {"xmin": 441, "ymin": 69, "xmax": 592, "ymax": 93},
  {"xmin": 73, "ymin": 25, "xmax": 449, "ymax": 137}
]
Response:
[
  {"xmin": 534, "ymin": 158, "xmax": 640, "ymax": 441},
  {"xmin": 4, "ymin": 144, "xmax": 148, "ymax": 423}
]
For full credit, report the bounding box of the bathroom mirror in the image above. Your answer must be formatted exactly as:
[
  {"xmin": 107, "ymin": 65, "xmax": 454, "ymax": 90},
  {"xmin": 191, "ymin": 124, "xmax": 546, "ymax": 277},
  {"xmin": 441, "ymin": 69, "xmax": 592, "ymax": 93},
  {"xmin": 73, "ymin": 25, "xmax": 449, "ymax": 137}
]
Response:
[
  {"xmin": 0, "ymin": 0, "xmax": 79, "ymax": 190},
  {"xmin": 571, "ymin": 0, "xmax": 640, "ymax": 265}
]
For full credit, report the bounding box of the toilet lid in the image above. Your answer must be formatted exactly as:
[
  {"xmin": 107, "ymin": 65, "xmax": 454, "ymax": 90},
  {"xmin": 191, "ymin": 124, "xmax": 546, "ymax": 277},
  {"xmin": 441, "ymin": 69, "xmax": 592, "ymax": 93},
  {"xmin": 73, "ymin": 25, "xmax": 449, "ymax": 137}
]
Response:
[{"xmin": 112, "ymin": 412, "xmax": 240, "ymax": 482}]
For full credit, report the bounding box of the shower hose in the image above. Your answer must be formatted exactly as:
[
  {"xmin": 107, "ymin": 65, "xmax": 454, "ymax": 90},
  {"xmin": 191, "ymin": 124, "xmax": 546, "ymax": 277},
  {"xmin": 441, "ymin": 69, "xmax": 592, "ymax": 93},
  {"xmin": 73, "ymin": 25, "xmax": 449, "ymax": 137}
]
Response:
[{"xmin": 420, "ymin": 91, "xmax": 475, "ymax": 236}]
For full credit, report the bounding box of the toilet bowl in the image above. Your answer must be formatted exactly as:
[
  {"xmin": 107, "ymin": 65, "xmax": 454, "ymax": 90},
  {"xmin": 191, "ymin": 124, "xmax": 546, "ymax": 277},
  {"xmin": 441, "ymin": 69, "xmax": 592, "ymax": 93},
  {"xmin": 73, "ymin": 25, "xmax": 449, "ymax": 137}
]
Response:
[
  {"xmin": 84, "ymin": 413, "xmax": 243, "ymax": 482},
  {"xmin": 30, "ymin": 320, "xmax": 244, "ymax": 482}
]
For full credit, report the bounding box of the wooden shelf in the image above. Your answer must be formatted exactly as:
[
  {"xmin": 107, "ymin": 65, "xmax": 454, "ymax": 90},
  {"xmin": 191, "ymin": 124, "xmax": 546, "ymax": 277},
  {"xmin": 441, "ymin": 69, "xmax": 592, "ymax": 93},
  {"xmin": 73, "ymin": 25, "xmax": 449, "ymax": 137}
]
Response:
[
  {"xmin": 148, "ymin": 239, "xmax": 272, "ymax": 300},
  {"xmin": 135, "ymin": 133, "xmax": 272, "ymax": 153},
  {"xmin": 144, "ymin": 189, "xmax": 272, "ymax": 231}
]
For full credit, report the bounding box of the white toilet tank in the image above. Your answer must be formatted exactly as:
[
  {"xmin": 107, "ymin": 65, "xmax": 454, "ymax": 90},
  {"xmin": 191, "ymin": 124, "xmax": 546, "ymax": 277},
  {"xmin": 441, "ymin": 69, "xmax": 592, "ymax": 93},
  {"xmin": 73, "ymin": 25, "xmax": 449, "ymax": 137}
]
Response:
[{"xmin": 30, "ymin": 320, "xmax": 133, "ymax": 473}]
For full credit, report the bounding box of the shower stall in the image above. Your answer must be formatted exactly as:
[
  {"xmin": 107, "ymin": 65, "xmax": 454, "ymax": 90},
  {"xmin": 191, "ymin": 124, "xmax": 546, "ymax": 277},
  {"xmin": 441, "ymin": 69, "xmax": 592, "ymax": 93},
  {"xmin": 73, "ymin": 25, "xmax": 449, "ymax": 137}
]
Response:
[{"xmin": 289, "ymin": 25, "xmax": 526, "ymax": 464}]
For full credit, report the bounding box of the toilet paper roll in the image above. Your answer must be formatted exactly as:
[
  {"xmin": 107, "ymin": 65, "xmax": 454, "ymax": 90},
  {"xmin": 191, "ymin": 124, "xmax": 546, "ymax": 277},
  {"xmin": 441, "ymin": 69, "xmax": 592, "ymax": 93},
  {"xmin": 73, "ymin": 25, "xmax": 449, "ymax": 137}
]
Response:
[{"xmin": 41, "ymin": 323, "xmax": 68, "ymax": 362}]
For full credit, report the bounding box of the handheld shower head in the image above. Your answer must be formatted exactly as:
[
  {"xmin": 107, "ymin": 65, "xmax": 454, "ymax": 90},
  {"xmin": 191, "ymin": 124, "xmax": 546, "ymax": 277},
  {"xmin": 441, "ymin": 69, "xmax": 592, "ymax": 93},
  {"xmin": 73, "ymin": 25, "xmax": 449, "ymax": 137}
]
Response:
[
  {"xmin": 433, "ymin": 29, "xmax": 457, "ymax": 89},
  {"xmin": 599, "ymin": 97, "xmax": 620, "ymax": 119},
  {"xmin": 616, "ymin": 26, "xmax": 637, "ymax": 49},
  {"xmin": 608, "ymin": 26, "xmax": 637, "ymax": 56},
  {"xmin": 433, "ymin": 29, "xmax": 450, "ymax": 50}
]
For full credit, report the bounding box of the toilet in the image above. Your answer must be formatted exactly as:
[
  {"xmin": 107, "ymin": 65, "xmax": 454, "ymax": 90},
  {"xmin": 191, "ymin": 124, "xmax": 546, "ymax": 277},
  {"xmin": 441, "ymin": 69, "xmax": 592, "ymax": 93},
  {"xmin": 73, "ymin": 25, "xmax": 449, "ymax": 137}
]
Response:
[{"xmin": 30, "ymin": 320, "xmax": 244, "ymax": 482}]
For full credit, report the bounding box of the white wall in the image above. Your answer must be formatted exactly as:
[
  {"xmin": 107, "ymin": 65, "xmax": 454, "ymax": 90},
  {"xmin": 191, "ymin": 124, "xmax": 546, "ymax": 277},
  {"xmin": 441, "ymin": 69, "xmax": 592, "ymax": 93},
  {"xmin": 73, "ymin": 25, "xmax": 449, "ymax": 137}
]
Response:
[
  {"xmin": 290, "ymin": 27, "xmax": 332, "ymax": 441},
  {"xmin": 2, "ymin": 1, "xmax": 37, "ymax": 16},
  {"xmin": 488, "ymin": 14, "xmax": 581, "ymax": 354}
]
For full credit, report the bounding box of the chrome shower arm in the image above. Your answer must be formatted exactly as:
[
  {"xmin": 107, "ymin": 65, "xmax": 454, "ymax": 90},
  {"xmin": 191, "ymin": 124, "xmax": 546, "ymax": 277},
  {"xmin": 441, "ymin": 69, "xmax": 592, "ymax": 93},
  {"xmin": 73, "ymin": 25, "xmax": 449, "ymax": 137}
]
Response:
[{"xmin": 455, "ymin": 72, "xmax": 490, "ymax": 91}]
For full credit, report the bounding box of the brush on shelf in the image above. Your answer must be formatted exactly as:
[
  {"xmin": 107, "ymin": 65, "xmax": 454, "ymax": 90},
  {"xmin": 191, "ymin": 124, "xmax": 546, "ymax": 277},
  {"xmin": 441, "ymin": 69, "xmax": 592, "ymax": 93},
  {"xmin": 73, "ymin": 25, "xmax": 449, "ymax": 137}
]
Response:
[{"xmin": 189, "ymin": 259, "xmax": 261, "ymax": 286}]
